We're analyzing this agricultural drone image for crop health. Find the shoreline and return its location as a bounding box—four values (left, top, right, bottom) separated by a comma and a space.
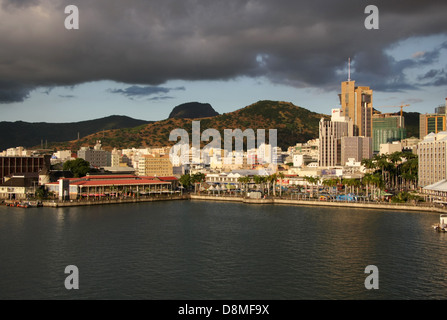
189, 194, 447, 213
4, 194, 446, 213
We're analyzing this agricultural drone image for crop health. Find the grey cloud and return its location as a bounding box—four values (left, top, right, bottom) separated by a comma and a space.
108, 85, 185, 99
417, 66, 447, 86
418, 69, 442, 80
1, 0, 39, 9
148, 96, 175, 101
1, 0, 447, 103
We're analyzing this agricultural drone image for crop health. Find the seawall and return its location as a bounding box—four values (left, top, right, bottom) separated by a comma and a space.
190, 195, 447, 213
9, 194, 446, 214
42, 195, 189, 207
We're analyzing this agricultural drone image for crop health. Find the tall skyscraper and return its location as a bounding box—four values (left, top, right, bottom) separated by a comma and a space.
339, 81, 373, 137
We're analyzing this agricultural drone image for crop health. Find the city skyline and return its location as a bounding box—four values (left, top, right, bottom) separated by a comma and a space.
1, 1, 447, 123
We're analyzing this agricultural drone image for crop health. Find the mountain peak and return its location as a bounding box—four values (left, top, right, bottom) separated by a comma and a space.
168, 102, 219, 119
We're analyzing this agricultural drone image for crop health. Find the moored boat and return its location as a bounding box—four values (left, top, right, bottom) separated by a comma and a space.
434, 214, 447, 232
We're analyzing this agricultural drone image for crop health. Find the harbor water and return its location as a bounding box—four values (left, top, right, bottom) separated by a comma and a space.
0, 200, 446, 299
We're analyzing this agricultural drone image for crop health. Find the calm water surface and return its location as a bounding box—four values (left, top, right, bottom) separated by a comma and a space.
0, 200, 446, 299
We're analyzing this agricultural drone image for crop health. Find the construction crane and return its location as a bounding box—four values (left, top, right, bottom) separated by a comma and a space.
376, 104, 410, 117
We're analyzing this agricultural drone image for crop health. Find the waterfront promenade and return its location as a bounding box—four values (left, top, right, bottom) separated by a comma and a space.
3, 194, 189, 208
6, 192, 445, 213
43, 194, 190, 207
189, 194, 447, 213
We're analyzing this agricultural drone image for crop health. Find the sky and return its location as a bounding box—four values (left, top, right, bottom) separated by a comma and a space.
0, 0, 447, 123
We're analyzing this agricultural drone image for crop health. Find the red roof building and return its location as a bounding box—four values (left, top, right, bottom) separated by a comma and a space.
45, 174, 179, 199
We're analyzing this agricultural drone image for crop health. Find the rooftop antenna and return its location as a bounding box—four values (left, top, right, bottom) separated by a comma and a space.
348, 57, 351, 82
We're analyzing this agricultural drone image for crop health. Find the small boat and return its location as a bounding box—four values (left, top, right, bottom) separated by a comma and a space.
434, 214, 447, 232
17, 202, 30, 208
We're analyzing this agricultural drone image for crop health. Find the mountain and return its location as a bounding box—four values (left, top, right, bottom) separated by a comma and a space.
0, 115, 151, 151
169, 102, 219, 119
49, 100, 329, 151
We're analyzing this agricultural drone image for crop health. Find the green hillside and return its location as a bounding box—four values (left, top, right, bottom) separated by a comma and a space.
50, 101, 329, 151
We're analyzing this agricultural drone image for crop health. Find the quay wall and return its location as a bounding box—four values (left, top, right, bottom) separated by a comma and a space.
5, 194, 447, 214
190, 195, 447, 213
42, 195, 189, 208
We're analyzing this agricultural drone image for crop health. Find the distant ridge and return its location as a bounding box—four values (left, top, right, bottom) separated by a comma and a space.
12, 101, 421, 152
0, 115, 151, 150
50, 100, 330, 150
169, 102, 219, 119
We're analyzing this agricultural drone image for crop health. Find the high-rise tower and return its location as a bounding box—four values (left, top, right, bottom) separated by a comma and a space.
338, 59, 373, 138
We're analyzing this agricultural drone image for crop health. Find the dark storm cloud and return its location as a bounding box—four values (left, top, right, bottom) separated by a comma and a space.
0, 82, 33, 103
1, 0, 447, 103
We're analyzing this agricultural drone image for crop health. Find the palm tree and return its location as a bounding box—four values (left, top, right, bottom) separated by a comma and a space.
304, 176, 320, 198
253, 175, 263, 192
322, 178, 334, 194
277, 172, 285, 197
370, 173, 384, 200
238, 176, 251, 195
362, 174, 373, 199
268, 173, 277, 196
400, 153, 418, 191
361, 158, 376, 173
388, 151, 403, 190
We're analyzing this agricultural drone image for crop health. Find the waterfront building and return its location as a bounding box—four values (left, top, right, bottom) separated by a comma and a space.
45, 174, 178, 200
0, 173, 39, 200
418, 131, 447, 187
372, 113, 406, 153
422, 179, 447, 204
77, 141, 111, 168
138, 153, 173, 176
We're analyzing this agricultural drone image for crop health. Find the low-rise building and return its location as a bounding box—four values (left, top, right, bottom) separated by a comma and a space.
77, 141, 111, 168
379, 141, 403, 155
138, 154, 173, 176
0, 173, 39, 200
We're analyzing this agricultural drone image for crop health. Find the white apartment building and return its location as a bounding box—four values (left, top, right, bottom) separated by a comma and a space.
319, 109, 354, 167
418, 131, 447, 187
